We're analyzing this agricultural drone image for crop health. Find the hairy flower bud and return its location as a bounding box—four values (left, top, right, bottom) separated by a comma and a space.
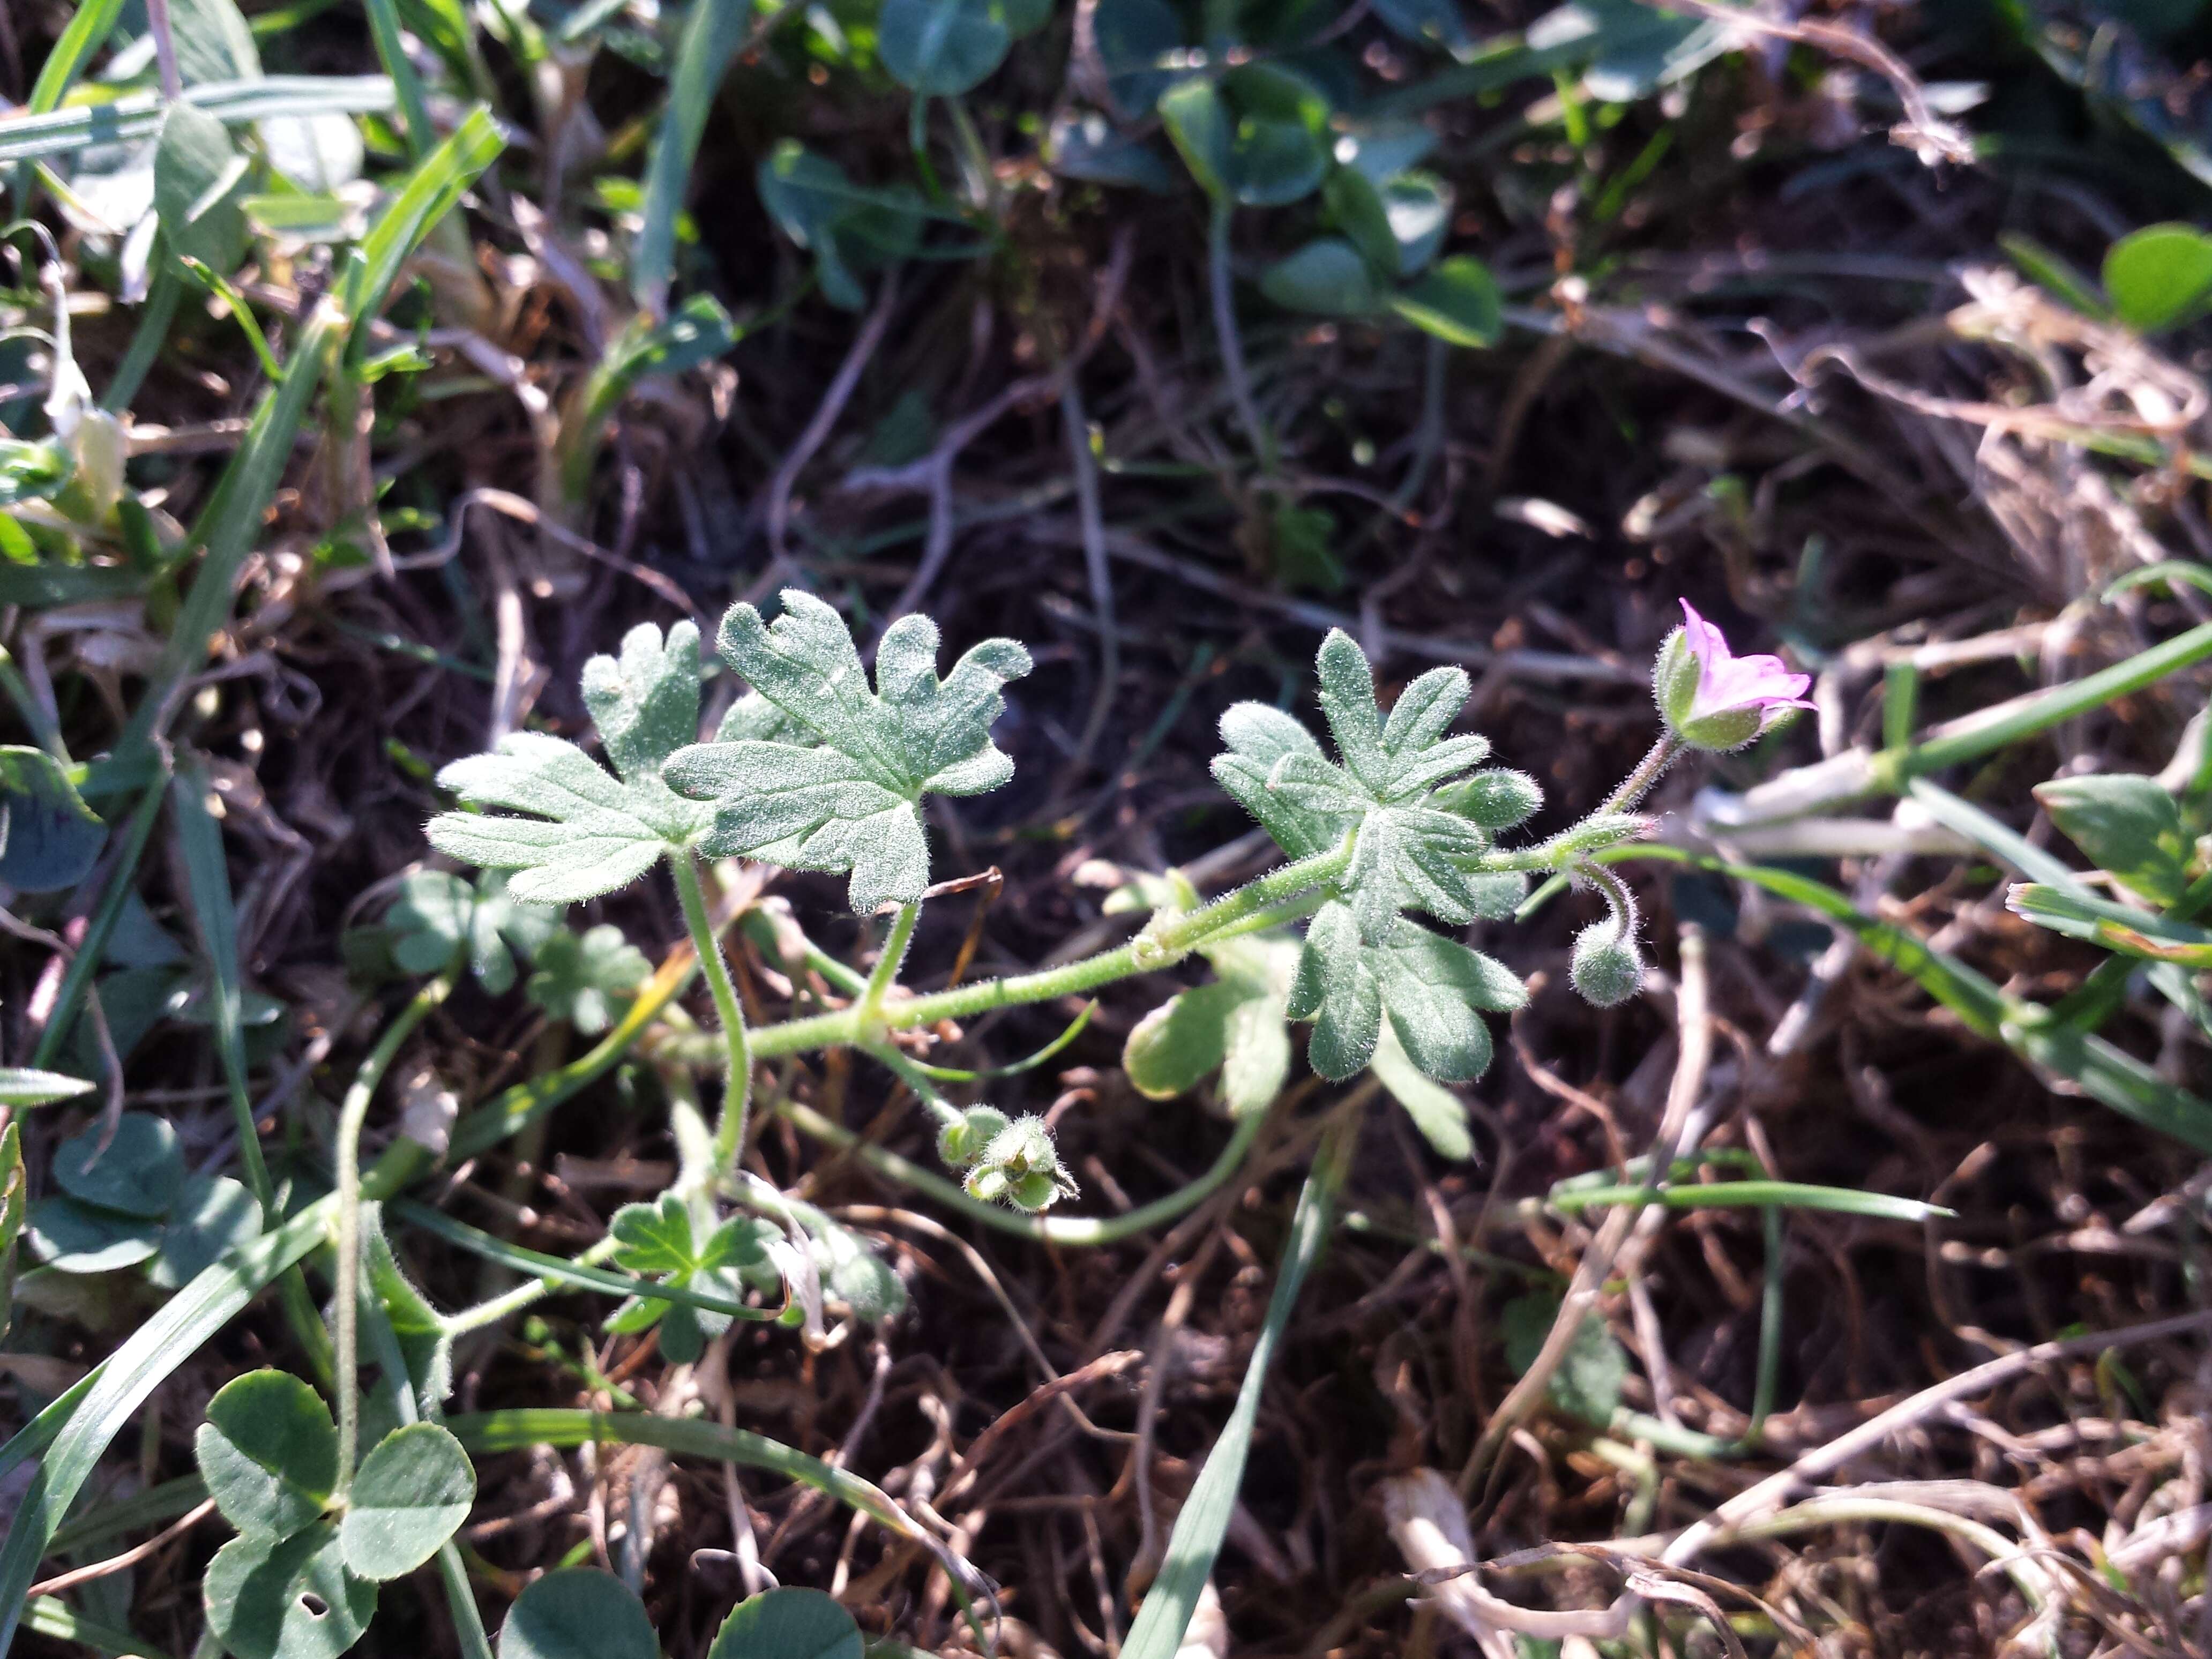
1433, 768, 1543, 831
936, 1105, 1011, 1169
962, 1114, 1079, 1213
1570, 921, 1643, 1007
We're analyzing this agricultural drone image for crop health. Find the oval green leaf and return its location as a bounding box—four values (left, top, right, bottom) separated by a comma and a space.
497, 1568, 658, 1659
204, 1520, 377, 1659
2104, 223, 2212, 334
1260, 238, 1379, 317
707, 1588, 863, 1659
0, 745, 106, 893
1388, 255, 1500, 347
152, 1172, 264, 1289
26, 1195, 162, 1272
338, 1422, 476, 1580
878, 0, 1011, 95
196, 1369, 340, 1540
53, 1112, 185, 1217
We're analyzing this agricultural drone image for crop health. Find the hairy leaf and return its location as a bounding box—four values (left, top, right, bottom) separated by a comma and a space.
1288, 901, 1525, 1081
426, 622, 712, 902
665, 591, 1030, 911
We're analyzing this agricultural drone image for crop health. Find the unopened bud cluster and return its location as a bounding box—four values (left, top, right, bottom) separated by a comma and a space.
938, 1107, 1079, 1213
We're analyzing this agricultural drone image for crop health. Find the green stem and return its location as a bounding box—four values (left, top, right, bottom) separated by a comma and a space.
334, 976, 450, 1497
776, 1094, 1274, 1246
436, 1237, 622, 1338
671, 853, 752, 1172
749, 841, 1353, 1059
858, 901, 921, 1034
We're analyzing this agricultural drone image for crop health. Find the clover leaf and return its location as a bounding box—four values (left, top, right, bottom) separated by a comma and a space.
499, 1569, 659, 1659
338, 1423, 476, 1580
195, 1369, 339, 1541
708, 1588, 863, 1659
527, 924, 650, 1035
386, 869, 561, 995
1288, 900, 1526, 1082
426, 622, 713, 903
664, 589, 1031, 913
605, 1192, 775, 1363
203, 1520, 377, 1659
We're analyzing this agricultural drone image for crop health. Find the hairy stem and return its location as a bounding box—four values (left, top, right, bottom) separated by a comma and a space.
859, 901, 921, 1033
672, 853, 752, 1174
334, 974, 450, 1496
1601, 733, 1681, 814
747, 841, 1352, 1059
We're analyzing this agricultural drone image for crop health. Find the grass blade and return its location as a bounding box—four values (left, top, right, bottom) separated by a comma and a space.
1121, 1124, 1349, 1658
343, 106, 505, 342
1551, 1180, 1951, 1222
632, 0, 756, 313
0, 77, 399, 165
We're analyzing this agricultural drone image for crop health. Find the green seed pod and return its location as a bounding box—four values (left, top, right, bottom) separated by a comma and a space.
937, 1105, 1011, 1169
1570, 921, 1643, 1007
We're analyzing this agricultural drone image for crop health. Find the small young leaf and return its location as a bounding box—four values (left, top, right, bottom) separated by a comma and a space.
1501, 1294, 1627, 1429
1157, 79, 1232, 201
53, 1113, 184, 1217
387, 869, 561, 994
2035, 773, 2193, 906
498, 1568, 658, 1659
1388, 256, 1501, 347
527, 924, 650, 1035
607, 1192, 701, 1276
665, 591, 1030, 913
338, 1423, 476, 1580
2103, 223, 2212, 334
1260, 238, 1379, 317
1124, 936, 1295, 1116
203, 1521, 377, 1659
195, 1369, 339, 1540
707, 1587, 864, 1659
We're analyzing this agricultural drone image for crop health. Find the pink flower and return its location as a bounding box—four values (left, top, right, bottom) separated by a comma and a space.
1654, 600, 1814, 751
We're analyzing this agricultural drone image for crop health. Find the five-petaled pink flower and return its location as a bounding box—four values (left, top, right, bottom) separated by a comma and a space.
1654, 599, 1814, 751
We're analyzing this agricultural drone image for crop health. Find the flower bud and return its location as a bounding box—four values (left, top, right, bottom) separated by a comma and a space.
936, 1105, 1011, 1169
1434, 768, 1542, 831
1570, 921, 1643, 1007
961, 1114, 1079, 1213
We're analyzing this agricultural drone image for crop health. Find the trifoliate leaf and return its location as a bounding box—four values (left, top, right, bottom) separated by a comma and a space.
204, 1521, 377, 1659
338, 1423, 476, 1580
387, 869, 561, 994
664, 591, 1031, 913
527, 925, 651, 1035
195, 1369, 338, 1541
1288, 900, 1525, 1081
426, 623, 711, 903
606, 1193, 776, 1356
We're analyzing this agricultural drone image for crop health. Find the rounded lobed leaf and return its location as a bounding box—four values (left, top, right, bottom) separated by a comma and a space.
26, 1195, 163, 1272
338, 1422, 476, 1580
52, 1112, 184, 1217
195, 1369, 338, 1540
203, 1520, 377, 1659
497, 1567, 659, 1659
707, 1587, 864, 1659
